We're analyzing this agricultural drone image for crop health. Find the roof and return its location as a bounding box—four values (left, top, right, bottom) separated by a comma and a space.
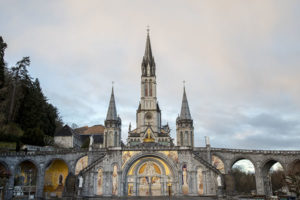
75, 125, 104, 135
106, 87, 118, 121
179, 87, 192, 120
55, 125, 76, 137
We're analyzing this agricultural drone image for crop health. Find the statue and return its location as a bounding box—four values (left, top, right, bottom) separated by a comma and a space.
89, 135, 94, 151
78, 176, 83, 188
182, 165, 189, 195
97, 169, 103, 195
217, 175, 222, 187
112, 165, 118, 195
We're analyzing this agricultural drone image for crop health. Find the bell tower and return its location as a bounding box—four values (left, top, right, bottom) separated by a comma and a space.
176, 86, 194, 147
104, 87, 121, 148
127, 29, 172, 147
136, 30, 161, 135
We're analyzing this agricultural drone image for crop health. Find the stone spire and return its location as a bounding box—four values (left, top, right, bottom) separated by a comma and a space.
106, 87, 118, 120
142, 29, 155, 76
179, 87, 192, 120
144, 31, 153, 60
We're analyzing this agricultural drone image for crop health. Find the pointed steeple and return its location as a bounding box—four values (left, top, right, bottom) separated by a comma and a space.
144, 31, 153, 60
142, 28, 155, 76
106, 86, 118, 120
179, 86, 192, 120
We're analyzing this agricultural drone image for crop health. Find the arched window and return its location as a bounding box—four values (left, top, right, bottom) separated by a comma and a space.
114, 131, 117, 146
149, 80, 152, 96
180, 131, 183, 146
144, 80, 148, 96
184, 131, 188, 145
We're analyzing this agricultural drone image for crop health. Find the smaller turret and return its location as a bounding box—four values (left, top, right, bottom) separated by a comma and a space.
176, 86, 194, 147
104, 87, 121, 147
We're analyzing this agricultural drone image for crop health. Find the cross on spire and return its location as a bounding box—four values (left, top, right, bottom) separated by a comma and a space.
146, 25, 150, 34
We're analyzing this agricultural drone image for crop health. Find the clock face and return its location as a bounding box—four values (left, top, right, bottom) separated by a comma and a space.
145, 112, 152, 120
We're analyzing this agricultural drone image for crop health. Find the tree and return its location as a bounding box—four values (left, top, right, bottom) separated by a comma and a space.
0, 36, 7, 89
7, 57, 30, 122
231, 167, 256, 194
270, 170, 285, 193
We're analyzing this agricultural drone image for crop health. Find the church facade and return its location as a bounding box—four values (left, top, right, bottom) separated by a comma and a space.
80, 32, 220, 197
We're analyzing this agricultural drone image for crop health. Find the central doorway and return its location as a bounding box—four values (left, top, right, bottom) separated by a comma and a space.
125, 156, 174, 196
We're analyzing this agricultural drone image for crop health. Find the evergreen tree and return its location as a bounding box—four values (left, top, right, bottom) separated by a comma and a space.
0, 39, 63, 146
0, 37, 7, 89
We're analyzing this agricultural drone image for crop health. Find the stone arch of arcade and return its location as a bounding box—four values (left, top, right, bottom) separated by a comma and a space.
260, 158, 285, 196
122, 152, 179, 196
43, 158, 70, 198
210, 148, 300, 195
13, 159, 39, 198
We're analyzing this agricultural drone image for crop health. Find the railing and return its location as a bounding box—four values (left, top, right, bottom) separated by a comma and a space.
210, 147, 300, 155
193, 151, 221, 175
0, 148, 108, 157
79, 152, 107, 175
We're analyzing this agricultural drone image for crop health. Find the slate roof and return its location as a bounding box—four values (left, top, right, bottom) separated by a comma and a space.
55, 125, 76, 137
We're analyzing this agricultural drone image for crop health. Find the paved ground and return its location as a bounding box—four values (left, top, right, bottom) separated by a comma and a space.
67, 196, 219, 200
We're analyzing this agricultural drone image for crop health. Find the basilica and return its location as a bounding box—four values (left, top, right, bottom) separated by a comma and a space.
74, 32, 222, 197
2, 32, 300, 200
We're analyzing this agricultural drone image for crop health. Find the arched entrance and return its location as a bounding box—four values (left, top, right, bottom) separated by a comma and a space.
13, 160, 38, 198
262, 160, 284, 196
124, 155, 175, 196
0, 162, 10, 200
229, 158, 256, 195
43, 159, 69, 198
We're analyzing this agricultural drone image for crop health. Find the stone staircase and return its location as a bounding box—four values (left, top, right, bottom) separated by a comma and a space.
79, 152, 107, 175
192, 151, 222, 175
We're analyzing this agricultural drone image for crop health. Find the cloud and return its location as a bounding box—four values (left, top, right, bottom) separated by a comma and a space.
1, 0, 300, 150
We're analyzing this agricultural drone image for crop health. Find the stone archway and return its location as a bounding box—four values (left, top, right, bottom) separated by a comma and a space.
122, 152, 178, 197
261, 159, 284, 196
229, 158, 256, 195
13, 160, 38, 198
43, 159, 69, 198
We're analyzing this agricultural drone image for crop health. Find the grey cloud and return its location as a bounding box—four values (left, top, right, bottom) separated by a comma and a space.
1, 0, 300, 150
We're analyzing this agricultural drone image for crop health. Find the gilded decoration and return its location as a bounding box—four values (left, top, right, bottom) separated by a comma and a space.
159, 151, 178, 163
97, 168, 103, 195
122, 151, 140, 168
143, 129, 155, 143
75, 156, 88, 175
212, 155, 225, 174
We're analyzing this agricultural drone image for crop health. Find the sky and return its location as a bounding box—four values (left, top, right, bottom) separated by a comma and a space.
1, 0, 300, 150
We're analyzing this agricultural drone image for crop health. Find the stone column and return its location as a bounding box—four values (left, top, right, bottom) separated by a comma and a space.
255, 168, 265, 195
5, 165, 14, 200
178, 170, 182, 195
189, 170, 197, 195
203, 170, 207, 195
36, 164, 45, 199
118, 171, 122, 196
103, 171, 111, 196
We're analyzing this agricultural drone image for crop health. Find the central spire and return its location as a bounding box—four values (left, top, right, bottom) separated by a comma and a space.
142, 28, 155, 77
144, 30, 153, 60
